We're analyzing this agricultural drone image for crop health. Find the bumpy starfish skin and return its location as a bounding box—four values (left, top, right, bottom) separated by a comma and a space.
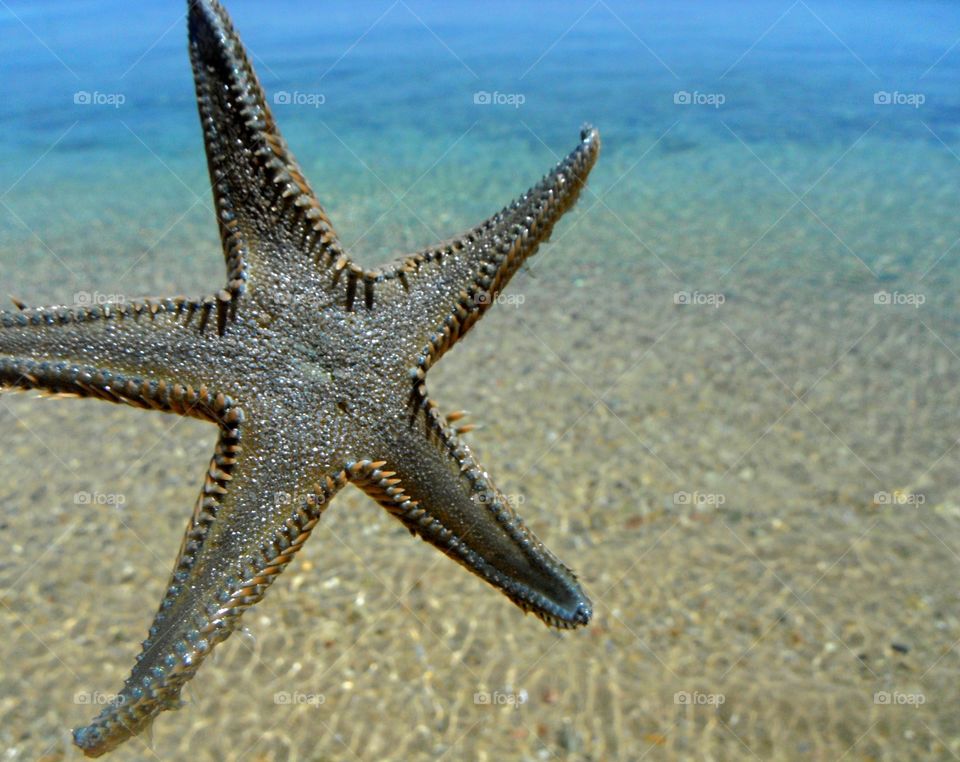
0, 0, 599, 756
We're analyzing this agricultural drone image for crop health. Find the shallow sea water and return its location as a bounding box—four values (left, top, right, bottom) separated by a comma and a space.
2, 1, 960, 759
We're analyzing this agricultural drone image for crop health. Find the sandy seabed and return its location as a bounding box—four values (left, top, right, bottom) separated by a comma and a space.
1, 132, 959, 761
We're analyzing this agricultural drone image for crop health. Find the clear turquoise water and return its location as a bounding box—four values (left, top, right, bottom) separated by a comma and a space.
4, 1, 960, 299
3, 2, 960, 760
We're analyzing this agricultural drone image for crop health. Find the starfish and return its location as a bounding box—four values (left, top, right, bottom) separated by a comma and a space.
0, 0, 599, 756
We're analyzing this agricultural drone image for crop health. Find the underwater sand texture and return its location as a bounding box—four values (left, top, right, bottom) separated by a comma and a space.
3, 1, 960, 759
2, 133, 960, 761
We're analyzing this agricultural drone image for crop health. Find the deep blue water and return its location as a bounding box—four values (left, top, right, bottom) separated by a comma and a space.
2, 0, 960, 292
3, 1, 960, 150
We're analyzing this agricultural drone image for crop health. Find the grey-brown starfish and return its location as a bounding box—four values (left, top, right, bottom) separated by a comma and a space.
0, 0, 599, 756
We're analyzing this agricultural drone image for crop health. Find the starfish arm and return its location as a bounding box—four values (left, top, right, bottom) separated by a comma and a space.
0, 300, 231, 420
376, 126, 599, 370
188, 0, 345, 310
352, 392, 591, 629
72, 418, 349, 756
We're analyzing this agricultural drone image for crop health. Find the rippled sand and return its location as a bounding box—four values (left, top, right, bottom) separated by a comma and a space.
2, 127, 960, 762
